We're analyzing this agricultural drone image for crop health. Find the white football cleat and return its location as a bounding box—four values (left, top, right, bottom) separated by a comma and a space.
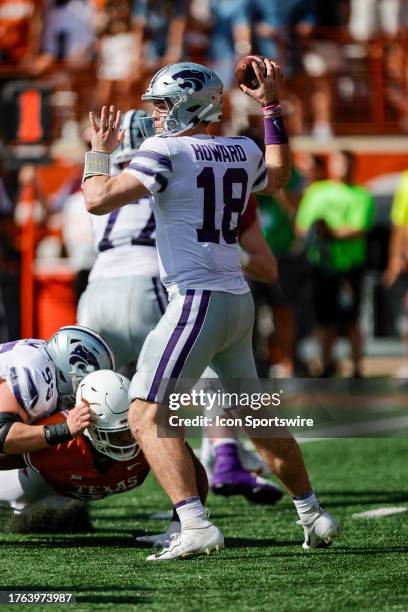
135, 521, 181, 548
146, 522, 224, 561
298, 508, 340, 550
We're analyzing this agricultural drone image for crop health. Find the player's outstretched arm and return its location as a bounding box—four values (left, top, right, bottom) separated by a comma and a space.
240, 59, 291, 194
0, 382, 95, 454
83, 105, 150, 215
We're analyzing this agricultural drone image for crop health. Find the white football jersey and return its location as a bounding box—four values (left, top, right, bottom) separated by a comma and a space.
124, 134, 267, 294
88, 194, 160, 281
0, 340, 58, 422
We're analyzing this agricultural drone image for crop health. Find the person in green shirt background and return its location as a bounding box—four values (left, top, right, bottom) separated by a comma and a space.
383, 169, 408, 375
295, 150, 375, 377
383, 170, 408, 289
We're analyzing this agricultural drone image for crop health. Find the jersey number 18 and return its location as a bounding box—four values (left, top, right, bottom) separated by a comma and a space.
197, 167, 248, 245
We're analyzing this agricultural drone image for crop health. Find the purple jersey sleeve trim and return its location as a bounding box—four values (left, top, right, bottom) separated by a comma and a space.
127, 163, 168, 193
253, 169, 267, 188
9, 367, 26, 412
134, 150, 173, 171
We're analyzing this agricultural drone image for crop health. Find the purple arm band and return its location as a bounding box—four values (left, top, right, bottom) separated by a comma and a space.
264, 116, 289, 145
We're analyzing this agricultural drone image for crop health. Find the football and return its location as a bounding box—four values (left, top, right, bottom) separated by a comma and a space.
235, 55, 267, 89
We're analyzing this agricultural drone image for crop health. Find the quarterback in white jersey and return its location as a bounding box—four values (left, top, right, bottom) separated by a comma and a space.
82, 109, 284, 517
0, 326, 114, 456
83, 59, 339, 559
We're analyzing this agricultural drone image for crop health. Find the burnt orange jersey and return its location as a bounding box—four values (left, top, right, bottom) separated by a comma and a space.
25, 411, 150, 501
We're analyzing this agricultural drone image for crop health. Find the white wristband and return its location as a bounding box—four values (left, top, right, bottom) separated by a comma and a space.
82, 151, 111, 186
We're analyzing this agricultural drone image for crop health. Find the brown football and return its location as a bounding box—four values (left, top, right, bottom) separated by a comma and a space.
235, 55, 267, 89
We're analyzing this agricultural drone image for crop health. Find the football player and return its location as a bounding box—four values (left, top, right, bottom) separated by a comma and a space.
79, 108, 283, 505
0, 370, 207, 540
82, 59, 339, 559
0, 325, 114, 456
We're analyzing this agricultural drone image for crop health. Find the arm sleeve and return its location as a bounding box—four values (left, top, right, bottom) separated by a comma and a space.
7, 366, 41, 416
251, 157, 268, 193
124, 137, 173, 195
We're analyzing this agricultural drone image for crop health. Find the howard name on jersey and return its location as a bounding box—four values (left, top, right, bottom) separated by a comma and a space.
0, 339, 58, 421
124, 134, 267, 295
24, 412, 150, 501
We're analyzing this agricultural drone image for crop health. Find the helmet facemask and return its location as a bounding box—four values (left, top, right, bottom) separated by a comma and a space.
76, 370, 137, 462
85, 420, 139, 462
112, 110, 155, 165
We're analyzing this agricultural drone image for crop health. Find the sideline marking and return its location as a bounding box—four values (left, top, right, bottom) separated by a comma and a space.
352, 507, 407, 519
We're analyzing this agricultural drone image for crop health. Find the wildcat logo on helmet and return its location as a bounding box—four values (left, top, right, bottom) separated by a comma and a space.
69, 345, 99, 371
171, 69, 211, 92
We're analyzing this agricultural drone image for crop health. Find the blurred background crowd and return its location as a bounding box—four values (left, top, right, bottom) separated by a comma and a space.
2, 0, 408, 378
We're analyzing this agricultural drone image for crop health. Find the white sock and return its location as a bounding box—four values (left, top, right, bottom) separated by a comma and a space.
292, 490, 320, 523
212, 438, 238, 450
175, 496, 207, 529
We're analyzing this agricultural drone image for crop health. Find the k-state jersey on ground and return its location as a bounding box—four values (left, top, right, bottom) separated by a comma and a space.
24, 412, 150, 501
88, 193, 159, 280
0, 340, 58, 421
124, 134, 267, 294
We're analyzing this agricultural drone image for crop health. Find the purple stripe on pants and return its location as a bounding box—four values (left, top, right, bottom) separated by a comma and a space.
147, 290, 195, 402
170, 290, 211, 379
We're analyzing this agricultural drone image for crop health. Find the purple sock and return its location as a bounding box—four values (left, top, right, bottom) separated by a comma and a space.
213, 442, 242, 474
211, 442, 283, 503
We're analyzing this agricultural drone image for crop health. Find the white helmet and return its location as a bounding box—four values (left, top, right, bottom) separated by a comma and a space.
111, 109, 155, 165
142, 62, 223, 134
46, 325, 115, 409
76, 369, 138, 462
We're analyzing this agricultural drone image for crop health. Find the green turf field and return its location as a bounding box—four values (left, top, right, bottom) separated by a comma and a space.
1, 438, 408, 611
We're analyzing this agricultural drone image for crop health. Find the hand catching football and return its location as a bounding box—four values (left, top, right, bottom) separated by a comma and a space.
236, 56, 283, 106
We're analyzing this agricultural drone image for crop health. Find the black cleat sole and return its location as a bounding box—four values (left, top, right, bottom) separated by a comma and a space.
211, 482, 283, 505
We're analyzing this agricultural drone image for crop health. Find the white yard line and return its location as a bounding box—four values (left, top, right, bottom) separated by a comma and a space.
352, 507, 407, 519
